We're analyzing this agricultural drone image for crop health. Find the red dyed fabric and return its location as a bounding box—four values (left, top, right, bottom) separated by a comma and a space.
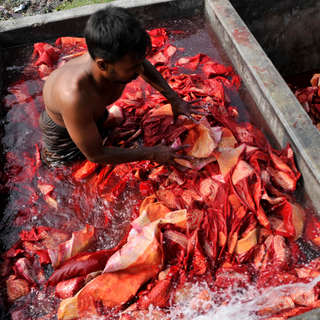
46, 250, 115, 287
35, 48, 60, 67
1, 27, 318, 320
142, 113, 188, 147
175, 53, 212, 71
72, 160, 99, 181
55, 276, 86, 299
203, 62, 234, 77
288, 74, 320, 128
3, 227, 70, 265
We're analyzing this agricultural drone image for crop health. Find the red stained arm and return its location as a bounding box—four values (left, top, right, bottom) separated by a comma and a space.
58, 86, 190, 168
140, 59, 206, 123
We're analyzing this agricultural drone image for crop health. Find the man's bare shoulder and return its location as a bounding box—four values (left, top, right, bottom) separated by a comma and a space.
43, 53, 94, 113
44, 57, 90, 98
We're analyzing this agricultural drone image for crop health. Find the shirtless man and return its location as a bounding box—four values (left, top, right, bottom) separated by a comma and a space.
40, 6, 204, 169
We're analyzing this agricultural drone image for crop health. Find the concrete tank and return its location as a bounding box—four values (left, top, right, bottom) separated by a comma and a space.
1, 1, 320, 319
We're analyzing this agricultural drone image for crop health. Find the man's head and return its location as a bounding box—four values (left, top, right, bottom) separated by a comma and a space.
84, 6, 151, 64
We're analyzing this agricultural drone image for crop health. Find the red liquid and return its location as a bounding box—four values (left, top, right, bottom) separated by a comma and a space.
0, 14, 319, 320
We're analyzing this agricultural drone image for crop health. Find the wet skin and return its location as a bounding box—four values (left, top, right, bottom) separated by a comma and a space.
43, 52, 205, 170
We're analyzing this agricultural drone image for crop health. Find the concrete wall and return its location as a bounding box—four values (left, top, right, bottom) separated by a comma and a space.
0, 0, 203, 100
3, 0, 320, 77
0, 0, 203, 48
229, 0, 320, 77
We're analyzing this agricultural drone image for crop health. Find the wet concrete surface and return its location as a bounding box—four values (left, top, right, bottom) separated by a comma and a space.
0, 0, 203, 48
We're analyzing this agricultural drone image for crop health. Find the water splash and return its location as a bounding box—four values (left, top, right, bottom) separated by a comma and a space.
167, 275, 320, 320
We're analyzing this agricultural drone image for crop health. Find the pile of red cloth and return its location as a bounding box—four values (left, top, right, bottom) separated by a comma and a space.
1, 29, 320, 320
289, 73, 320, 130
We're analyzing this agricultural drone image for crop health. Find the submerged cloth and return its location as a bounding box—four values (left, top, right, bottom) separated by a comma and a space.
39, 108, 109, 167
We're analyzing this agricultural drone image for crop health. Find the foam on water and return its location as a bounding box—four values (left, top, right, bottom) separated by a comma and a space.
165, 275, 320, 320
167, 283, 258, 320
5, 65, 25, 72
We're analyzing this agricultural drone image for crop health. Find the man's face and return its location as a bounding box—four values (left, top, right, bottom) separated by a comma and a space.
106, 53, 145, 84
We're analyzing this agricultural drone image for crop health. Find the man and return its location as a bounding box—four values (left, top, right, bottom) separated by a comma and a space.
40, 6, 204, 169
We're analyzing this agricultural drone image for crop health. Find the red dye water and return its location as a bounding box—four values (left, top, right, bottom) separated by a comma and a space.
0, 14, 251, 254
0, 14, 320, 320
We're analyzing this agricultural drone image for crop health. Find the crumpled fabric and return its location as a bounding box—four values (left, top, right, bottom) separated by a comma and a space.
1, 29, 319, 320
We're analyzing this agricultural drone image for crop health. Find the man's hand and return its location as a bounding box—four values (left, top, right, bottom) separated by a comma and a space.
151, 140, 193, 172
140, 60, 207, 124
170, 97, 208, 124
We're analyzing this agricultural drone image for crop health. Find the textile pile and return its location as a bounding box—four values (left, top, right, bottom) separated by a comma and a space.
289, 73, 320, 130
1, 28, 320, 320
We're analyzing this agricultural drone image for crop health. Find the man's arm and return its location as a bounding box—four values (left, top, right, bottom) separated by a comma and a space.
61, 101, 191, 170
140, 59, 206, 123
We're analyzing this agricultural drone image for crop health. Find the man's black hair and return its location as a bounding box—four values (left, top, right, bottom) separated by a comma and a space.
84, 6, 152, 63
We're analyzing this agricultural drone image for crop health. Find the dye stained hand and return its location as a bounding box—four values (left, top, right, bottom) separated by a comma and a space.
1, 27, 320, 320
